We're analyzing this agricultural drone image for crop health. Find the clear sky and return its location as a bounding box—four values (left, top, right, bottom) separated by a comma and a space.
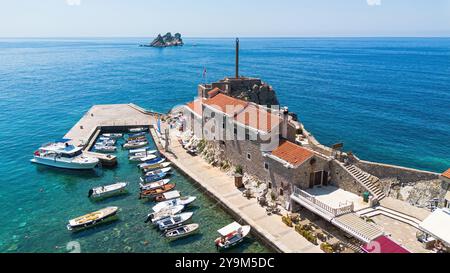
1, 0, 449, 37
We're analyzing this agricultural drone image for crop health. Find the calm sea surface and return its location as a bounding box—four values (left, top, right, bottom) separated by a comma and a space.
0, 38, 449, 252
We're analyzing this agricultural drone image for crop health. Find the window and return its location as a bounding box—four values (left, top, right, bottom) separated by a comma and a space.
268, 182, 272, 189
264, 162, 269, 171
246, 153, 251, 160
245, 133, 250, 140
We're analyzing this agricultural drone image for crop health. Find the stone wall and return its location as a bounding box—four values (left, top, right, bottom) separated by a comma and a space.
329, 160, 366, 197
355, 160, 439, 183
209, 138, 329, 201
210, 78, 280, 106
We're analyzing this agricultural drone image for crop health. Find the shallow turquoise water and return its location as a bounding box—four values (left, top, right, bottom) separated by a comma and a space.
0, 38, 449, 252
0, 134, 268, 253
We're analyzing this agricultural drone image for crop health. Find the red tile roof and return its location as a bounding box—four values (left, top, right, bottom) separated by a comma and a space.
203, 93, 248, 116
271, 141, 313, 166
235, 104, 281, 133
186, 99, 203, 117
442, 168, 450, 179
208, 87, 221, 98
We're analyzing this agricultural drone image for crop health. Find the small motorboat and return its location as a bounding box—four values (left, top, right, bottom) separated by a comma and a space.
140, 179, 171, 191
140, 183, 176, 199
129, 146, 155, 154
129, 149, 157, 157
128, 132, 146, 138
141, 162, 171, 172
88, 182, 128, 200
94, 145, 117, 153
98, 136, 115, 141
138, 158, 165, 169
129, 154, 156, 162
145, 205, 185, 224
154, 190, 181, 202
145, 167, 172, 177
126, 136, 147, 143
156, 212, 194, 231
153, 196, 197, 212
139, 155, 160, 162
165, 224, 200, 241
97, 139, 116, 146
129, 127, 147, 133
214, 222, 251, 251
67, 207, 119, 231
102, 133, 123, 139
123, 141, 148, 150
140, 172, 169, 184
31, 142, 99, 170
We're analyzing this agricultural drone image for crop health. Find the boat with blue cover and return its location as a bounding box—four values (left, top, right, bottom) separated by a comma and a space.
140, 172, 169, 183
138, 158, 165, 169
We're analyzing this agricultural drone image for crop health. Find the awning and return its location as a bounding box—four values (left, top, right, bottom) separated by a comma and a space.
332, 213, 384, 243
362, 236, 410, 253
419, 208, 450, 246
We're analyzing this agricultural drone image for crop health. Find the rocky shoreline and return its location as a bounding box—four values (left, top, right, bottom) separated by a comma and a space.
141, 32, 184, 48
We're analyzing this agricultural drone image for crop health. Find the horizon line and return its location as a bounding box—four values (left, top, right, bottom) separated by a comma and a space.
1, 35, 450, 39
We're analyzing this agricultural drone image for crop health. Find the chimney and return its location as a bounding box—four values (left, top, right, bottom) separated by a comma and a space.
281, 107, 289, 139
235, 38, 239, 79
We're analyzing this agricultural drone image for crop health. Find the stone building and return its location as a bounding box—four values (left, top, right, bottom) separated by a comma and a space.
183, 81, 334, 201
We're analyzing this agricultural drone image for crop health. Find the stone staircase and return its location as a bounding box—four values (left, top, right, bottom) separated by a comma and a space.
344, 164, 386, 201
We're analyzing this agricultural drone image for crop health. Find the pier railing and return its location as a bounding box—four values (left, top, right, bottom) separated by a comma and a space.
293, 187, 354, 217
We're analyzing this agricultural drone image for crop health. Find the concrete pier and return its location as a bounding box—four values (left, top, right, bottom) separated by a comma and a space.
64, 103, 161, 165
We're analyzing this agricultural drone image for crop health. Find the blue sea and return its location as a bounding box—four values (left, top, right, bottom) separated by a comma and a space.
0, 38, 449, 252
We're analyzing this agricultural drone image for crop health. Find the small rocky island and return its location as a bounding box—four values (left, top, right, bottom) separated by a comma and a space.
142, 32, 184, 48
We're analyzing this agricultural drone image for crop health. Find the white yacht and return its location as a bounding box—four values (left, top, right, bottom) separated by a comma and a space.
31, 142, 99, 170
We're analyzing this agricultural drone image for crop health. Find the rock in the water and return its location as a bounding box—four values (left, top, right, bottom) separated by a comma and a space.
146, 32, 184, 48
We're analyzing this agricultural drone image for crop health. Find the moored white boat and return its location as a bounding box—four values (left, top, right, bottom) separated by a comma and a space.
165, 224, 200, 241
123, 141, 148, 150
94, 144, 117, 153
156, 212, 193, 231
67, 207, 119, 231
129, 149, 157, 156
129, 127, 147, 133
145, 167, 172, 177
139, 155, 159, 162
153, 196, 197, 212
88, 182, 128, 199
129, 154, 156, 162
31, 142, 99, 170
214, 222, 251, 251
154, 190, 181, 202
98, 136, 115, 141
139, 179, 171, 191
128, 132, 146, 138
101, 133, 123, 139
145, 205, 185, 224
